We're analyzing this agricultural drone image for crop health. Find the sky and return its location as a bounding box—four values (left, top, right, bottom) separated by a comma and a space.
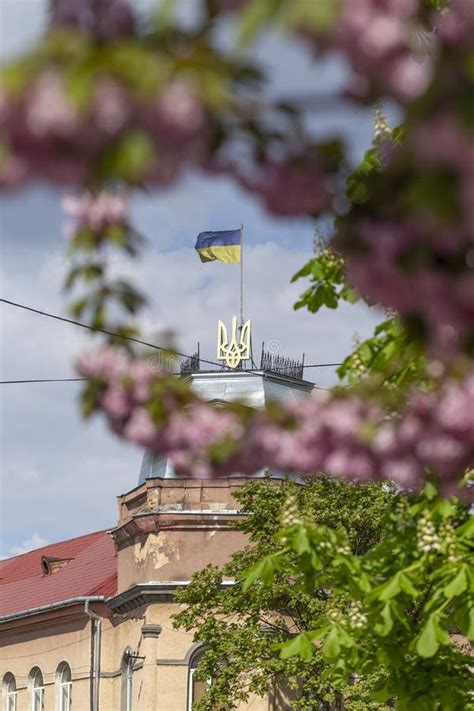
0, 0, 382, 557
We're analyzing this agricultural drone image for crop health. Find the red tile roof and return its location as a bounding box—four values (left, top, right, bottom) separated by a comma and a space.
0, 530, 117, 617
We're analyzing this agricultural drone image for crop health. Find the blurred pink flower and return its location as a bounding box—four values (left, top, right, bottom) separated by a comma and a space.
93, 78, 130, 135
77, 346, 474, 496
26, 72, 79, 139
156, 80, 206, 137
51, 0, 136, 41
62, 190, 129, 234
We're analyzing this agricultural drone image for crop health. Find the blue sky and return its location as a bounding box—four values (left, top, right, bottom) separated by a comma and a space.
0, 0, 382, 556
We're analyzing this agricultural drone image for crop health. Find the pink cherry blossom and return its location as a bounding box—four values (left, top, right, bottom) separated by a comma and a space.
75, 346, 129, 380
240, 153, 332, 217
92, 78, 130, 135
26, 71, 79, 139
50, 0, 136, 41
155, 80, 206, 138
101, 384, 133, 420
124, 408, 161, 448
76, 345, 474, 498
62, 190, 129, 238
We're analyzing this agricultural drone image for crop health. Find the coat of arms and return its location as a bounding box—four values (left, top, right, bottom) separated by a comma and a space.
217, 316, 251, 368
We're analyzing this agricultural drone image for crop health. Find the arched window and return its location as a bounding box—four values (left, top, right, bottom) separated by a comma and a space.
120, 650, 133, 711
56, 662, 72, 711
29, 667, 44, 711
187, 648, 211, 711
2, 672, 17, 711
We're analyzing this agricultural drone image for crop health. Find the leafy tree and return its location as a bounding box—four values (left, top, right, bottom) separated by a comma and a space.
174, 477, 396, 710
244, 484, 473, 710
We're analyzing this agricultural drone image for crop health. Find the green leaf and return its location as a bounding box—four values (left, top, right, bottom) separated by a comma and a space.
456, 516, 474, 541
416, 616, 440, 658
238, 0, 279, 44
322, 284, 338, 309
292, 527, 311, 555
378, 572, 401, 601
399, 572, 418, 598
340, 286, 360, 304
443, 567, 468, 600
280, 632, 314, 661
423, 482, 438, 500
291, 260, 312, 282
323, 626, 341, 658
242, 555, 278, 591
99, 130, 154, 182
372, 682, 392, 702
433, 497, 456, 519
455, 600, 474, 640
377, 603, 394, 636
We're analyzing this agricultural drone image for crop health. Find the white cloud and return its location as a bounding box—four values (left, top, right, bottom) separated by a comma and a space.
8, 532, 50, 557
6, 461, 40, 481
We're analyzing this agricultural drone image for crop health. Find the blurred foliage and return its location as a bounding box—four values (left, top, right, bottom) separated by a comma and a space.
337, 319, 428, 391
64, 199, 146, 340
292, 245, 359, 313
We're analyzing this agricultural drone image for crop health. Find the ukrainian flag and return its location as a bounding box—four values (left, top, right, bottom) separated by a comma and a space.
195, 229, 241, 263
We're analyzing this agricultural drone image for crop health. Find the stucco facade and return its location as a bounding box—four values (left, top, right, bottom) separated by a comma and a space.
1, 477, 280, 711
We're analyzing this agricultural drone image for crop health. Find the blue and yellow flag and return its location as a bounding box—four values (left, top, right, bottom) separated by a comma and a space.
195, 229, 241, 263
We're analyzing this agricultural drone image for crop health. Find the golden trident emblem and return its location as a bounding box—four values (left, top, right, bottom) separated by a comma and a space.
217, 316, 252, 368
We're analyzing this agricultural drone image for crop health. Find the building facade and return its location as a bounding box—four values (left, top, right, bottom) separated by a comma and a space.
1, 371, 313, 710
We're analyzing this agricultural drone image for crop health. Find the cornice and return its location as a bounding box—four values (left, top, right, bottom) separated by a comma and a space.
108, 580, 235, 615
111, 509, 245, 549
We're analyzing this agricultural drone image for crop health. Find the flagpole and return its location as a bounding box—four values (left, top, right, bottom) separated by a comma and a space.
240, 224, 244, 328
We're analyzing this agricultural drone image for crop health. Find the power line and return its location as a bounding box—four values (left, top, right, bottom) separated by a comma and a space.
304, 362, 342, 368
0, 297, 224, 370
0, 298, 342, 378
0, 376, 333, 391
0, 378, 86, 384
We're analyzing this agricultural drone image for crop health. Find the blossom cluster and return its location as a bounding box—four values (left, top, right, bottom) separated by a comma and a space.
0, 68, 209, 188
0, 63, 336, 219
306, 0, 431, 101
62, 190, 129, 239
219, 0, 432, 101
416, 511, 441, 555
76, 348, 243, 478
374, 373, 474, 495
238, 152, 333, 217
339, 68, 474, 357
346, 217, 474, 357
77, 347, 474, 497
0, 0, 440, 212
50, 0, 136, 41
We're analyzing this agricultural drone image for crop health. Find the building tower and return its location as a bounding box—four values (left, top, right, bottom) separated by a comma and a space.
0, 319, 315, 711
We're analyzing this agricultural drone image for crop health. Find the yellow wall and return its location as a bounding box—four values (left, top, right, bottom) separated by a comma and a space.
1, 479, 284, 710
1, 601, 269, 710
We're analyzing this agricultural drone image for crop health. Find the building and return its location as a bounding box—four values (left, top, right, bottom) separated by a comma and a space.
1, 368, 313, 711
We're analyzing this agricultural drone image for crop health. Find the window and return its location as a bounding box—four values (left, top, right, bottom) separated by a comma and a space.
29, 668, 44, 711
2, 673, 17, 711
187, 648, 211, 711
56, 663, 72, 711
120, 650, 133, 711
